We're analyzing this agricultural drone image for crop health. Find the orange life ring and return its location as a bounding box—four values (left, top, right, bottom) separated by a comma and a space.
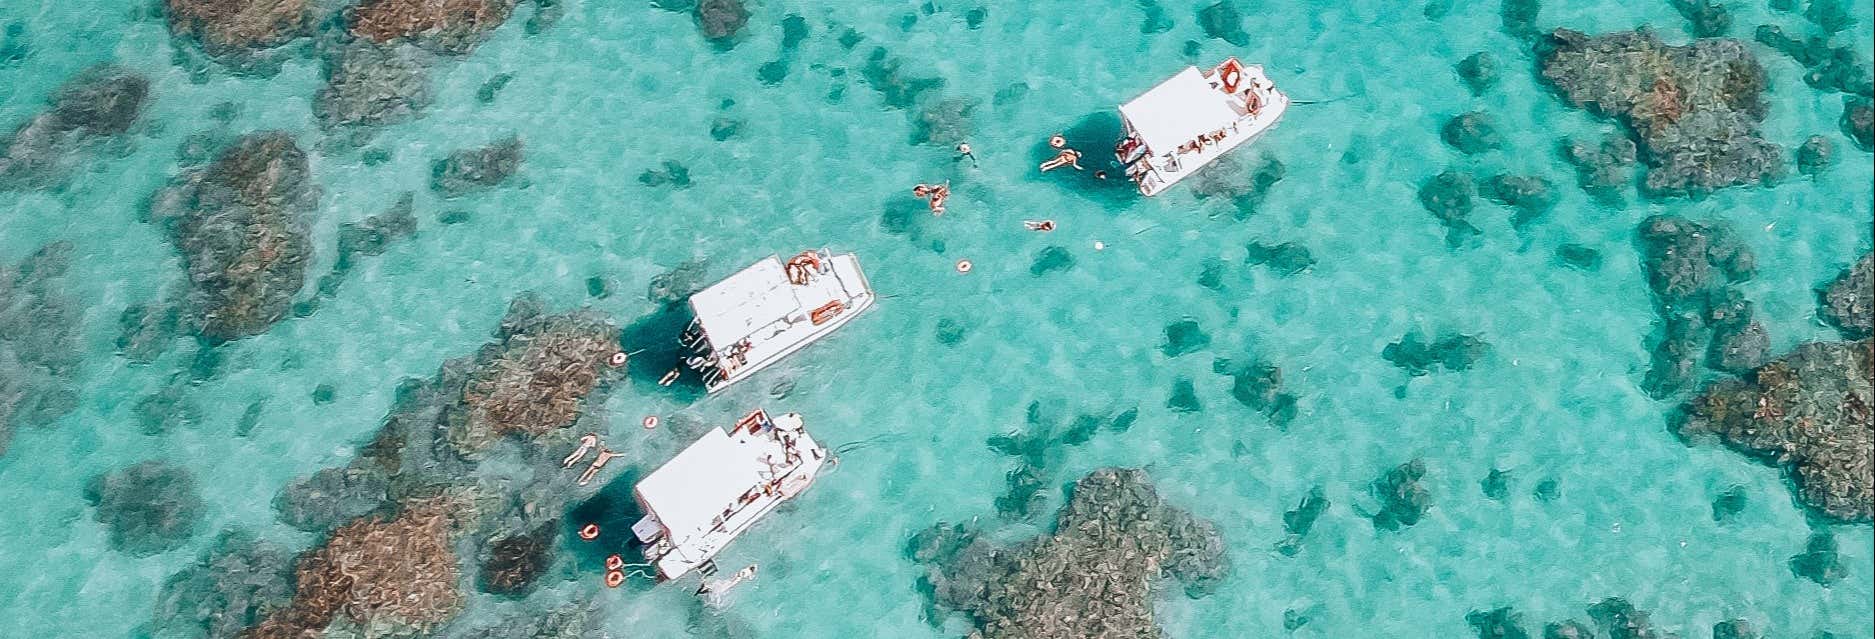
642, 415, 659, 429
1220, 61, 1243, 93
578, 523, 600, 541
604, 569, 624, 588
608, 352, 627, 367
956, 260, 972, 274
606, 554, 625, 571
810, 300, 845, 325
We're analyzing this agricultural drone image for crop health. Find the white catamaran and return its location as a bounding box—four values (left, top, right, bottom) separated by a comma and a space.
631, 409, 830, 581
1115, 57, 1290, 197
679, 249, 874, 393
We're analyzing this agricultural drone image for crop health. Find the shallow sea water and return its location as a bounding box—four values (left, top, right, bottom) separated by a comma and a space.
1, 0, 1871, 637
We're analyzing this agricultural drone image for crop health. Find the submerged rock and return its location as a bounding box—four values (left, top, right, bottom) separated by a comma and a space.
1844, 97, 1873, 151
1457, 52, 1500, 94
1191, 154, 1286, 218
163, 0, 311, 65
1636, 215, 1762, 396
1796, 135, 1835, 176
1383, 331, 1489, 375
452, 599, 603, 639
912, 468, 1228, 639
1468, 607, 1532, 639
1031, 246, 1075, 276
1276, 487, 1328, 556
314, 42, 436, 130
275, 467, 391, 533
1562, 134, 1637, 195
1711, 485, 1748, 520
647, 258, 710, 305
1198, 1, 1249, 47
150, 531, 297, 639
446, 298, 621, 456
1167, 378, 1203, 413
1214, 356, 1298, 427
170, 298, 620, 637
1370, 459, 1431, 531
1679, 340, 1872, 522
1753, 25, 1873, 98
1443, 111, 1505, 154
1244, 240, 1315, 275
432, 136, 523, 197
1556, 244, 1604, 271
1819, 253, 1872, 338
317, 194, 418, 299
246, 498, 465, 637
0, 65, 149, 189
0, 242, 83, 456
1162, 319, 1211, 357
1668, 0, 1731, 37
350, 0, 517, 54
1482, 174, 1558, 227
478, 521, 556, 596
148, 132, 316, 343
1712, 619, 1759, 639
695, 0, 751, 43
1418, 170, 1480, 241
86, 461, 205, 556
1500, 0, 1541, 40
1539, 28, 1782, 195
1789, 531, 1846, 584
913, 97, 976, 146
1586, 597, 1668, 639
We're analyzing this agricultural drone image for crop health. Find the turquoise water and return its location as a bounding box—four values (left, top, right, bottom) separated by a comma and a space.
1, 0, 1871, 637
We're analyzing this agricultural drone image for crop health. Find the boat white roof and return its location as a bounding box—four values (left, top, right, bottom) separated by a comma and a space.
689, 256, 799, 347
635, 428, 763, 541
1120, 67, 1242, 155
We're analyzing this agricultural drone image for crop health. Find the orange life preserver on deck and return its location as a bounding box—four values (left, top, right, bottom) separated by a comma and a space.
786, 252, 824, 285
578, 523, 600, 541
1220, 60, 1243, 94
810, 300, 845, 325
604, 569, 624, 588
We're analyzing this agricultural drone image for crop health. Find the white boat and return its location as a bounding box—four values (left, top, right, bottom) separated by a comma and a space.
632, 409, 830, 581
679, 249, 874, 393
1115, 57, 1290, 197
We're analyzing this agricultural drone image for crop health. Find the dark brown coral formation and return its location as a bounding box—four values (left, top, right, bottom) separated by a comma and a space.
243, 498, 464, 638
1819, 253, 1872, 339
148, 132, 316, 343
449, 303, 619, 455
1679, 339, 1873, 523
350, 0, 517, 54
164, 0, 311, 55
911, 468, 1228, 639
1538, 28, 1782, 195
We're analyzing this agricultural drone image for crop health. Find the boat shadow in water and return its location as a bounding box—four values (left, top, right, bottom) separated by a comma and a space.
1028, 111, 1139, 208
619, 302, 709, 404
566, 467, 651, 577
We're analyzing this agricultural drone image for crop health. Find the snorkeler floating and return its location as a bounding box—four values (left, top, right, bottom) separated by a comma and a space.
562, 433, 599, 468
911, 182, 950, 215
1040, 134, 1084, 172
956, 142, 978, 167
578, 448, 622, 486
1023, 220, 1056, 232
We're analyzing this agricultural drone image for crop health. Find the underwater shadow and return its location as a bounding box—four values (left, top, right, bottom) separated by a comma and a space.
1026, 111, 1139, 209
619, 303, 708, 404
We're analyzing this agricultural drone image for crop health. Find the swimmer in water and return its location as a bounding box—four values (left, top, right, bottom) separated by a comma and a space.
1023, 220, 1056, 232
577, 448, 622, 486
1039, 148, 1083, 172
1094, 170, 1108, 180
658, 368, 681, 386
562, 433, 599, 468
956, 142, 978, 167
912, 184, 932, 198
927, 181, 950, 215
